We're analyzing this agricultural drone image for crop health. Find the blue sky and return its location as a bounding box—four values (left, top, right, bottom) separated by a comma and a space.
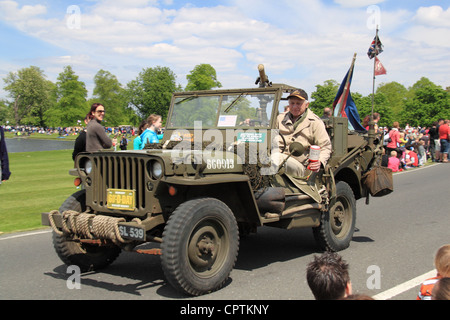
1, 0, 449, 100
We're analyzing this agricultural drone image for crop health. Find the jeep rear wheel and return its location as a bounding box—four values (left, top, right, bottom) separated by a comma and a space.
313, 181, 356, 252
53, 190, 121, 272
161, 198, 239, 296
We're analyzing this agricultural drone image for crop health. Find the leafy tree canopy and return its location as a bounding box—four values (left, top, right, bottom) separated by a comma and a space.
185, 64, 222, 91
45, 65, 88, 127
126, 66, 178, 122
3, 66, 54, 126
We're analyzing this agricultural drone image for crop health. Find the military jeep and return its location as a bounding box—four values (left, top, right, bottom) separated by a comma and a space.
42, 65, 385, 296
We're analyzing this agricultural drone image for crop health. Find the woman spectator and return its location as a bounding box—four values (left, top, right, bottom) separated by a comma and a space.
86, 103, 112, 152
386, 122, 400, 156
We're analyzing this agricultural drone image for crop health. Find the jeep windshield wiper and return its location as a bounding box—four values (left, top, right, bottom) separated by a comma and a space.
175, 95, 197, 105
224, 93, 246, 113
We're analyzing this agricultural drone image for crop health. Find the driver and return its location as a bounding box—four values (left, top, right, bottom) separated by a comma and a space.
273, 89, 332, 176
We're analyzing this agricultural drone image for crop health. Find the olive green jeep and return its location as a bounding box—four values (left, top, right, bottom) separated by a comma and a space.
42, 65, 388, 296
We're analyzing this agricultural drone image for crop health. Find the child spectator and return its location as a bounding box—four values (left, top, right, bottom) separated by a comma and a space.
404, 147, 418, 168
133, 120, 148, 150
417, 244, 450, 300
387, 150, 400, 172
417, 140, 426, 166
119, 135, 128, 150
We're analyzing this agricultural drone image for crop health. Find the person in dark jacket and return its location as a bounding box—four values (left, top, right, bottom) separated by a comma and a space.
72, 113, 92, 161
1, 126, 11, 183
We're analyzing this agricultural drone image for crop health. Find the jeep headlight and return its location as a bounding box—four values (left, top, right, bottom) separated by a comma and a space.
83, 159, 93, 174
151, 160, 163, 179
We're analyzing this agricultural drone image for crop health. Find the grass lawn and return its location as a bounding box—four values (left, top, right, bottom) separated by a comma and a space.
0, 149, 76, 234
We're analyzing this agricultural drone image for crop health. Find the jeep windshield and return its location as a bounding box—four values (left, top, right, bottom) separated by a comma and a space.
167, 92, 276, 129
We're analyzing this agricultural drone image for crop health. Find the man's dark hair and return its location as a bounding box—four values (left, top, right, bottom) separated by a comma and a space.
306, 251, 350, 300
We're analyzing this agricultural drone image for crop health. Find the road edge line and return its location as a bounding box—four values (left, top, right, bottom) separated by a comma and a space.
372, 269, 437, 300
0, 229, 52, 241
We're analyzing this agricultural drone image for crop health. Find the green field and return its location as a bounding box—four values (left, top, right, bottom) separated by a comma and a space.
0, 149, 76, 234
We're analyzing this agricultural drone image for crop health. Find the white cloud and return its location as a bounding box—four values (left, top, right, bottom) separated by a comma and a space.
334, 0, 385, 9
0, 0, 46, 22
414, 5, 450, 28
0, 0, 449, 100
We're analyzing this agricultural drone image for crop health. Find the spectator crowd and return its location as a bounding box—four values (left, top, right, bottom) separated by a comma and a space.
378, 119, 450, 172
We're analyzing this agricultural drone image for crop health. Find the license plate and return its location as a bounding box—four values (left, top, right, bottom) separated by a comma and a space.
107, 189, 135, 211
118, 224, 146, 241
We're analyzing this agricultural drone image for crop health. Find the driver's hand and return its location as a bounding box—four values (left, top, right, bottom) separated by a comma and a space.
307, 161, 321, 172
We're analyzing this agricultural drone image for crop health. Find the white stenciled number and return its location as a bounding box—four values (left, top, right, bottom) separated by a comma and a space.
207, 159, 235, 170
130, 227, 139, 239
130, 227, 144, 239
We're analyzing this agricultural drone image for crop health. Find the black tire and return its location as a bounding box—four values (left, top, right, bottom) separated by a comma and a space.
52, 190, 121, 272
161, 198, 239, 296
313, 181, 356, 252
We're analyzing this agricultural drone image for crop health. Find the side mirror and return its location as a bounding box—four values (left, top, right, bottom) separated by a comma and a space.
289, 142, 305, 157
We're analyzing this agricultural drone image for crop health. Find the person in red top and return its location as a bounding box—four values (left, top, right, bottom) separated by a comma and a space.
386, 122, 400, 155
438, 119, 450, 162
404, 147, 419, 167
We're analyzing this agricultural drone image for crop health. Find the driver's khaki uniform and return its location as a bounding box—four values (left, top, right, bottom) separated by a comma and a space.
273, 109, 332, 176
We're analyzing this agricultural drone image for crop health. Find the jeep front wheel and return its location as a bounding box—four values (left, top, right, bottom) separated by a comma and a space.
161, 198, 239, 296
313, 181, 356, 252
52, 190, 121, 272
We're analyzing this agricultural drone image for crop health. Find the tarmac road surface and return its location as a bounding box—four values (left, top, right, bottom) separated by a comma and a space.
1, 163, 449, 301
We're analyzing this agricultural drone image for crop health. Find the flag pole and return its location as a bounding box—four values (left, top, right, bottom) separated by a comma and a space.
369, 26, 379, 144
337, 53, 357, 116
371, 26, 379, 118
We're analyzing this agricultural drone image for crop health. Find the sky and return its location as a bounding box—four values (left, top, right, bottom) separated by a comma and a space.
0, 0, 449, 101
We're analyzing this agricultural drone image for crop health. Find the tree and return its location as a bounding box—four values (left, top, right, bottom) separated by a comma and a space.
401, 83, 449, 127
3, 66, 55, 126
91, 69, 132, 126
354, 92, 394, 128
376, 81, 408, 120
126, 66, 178, 121
0, 99, 13, 125
310, 80, 338, 115
185, 64, 222, 91
45, 66, 88, 127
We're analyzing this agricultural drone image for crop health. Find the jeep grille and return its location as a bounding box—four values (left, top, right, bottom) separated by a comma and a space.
92, 155, 147, 210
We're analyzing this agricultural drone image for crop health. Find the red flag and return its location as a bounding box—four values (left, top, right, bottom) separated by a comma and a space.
374, 57, 387, 75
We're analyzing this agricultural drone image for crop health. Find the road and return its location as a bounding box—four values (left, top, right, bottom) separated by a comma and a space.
1, 163, 449, 301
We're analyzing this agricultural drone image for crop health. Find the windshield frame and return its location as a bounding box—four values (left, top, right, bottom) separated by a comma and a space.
166, 87, 282, 130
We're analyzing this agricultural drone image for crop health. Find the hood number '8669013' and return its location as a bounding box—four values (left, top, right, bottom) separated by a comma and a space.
206, 159, 235, 170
